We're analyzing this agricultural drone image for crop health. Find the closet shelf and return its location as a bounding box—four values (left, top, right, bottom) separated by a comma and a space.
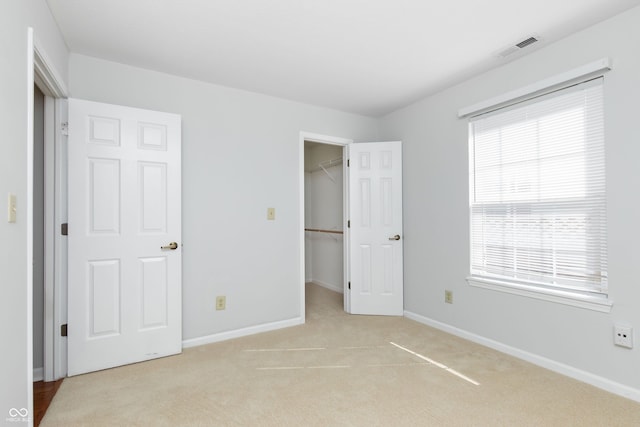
310, 157, 343, 182
318, 157, 342, 168
305, 228, 344, 235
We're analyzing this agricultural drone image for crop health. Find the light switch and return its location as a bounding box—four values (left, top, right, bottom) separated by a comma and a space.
267, 208, 275, 220
7, 193, 16, 223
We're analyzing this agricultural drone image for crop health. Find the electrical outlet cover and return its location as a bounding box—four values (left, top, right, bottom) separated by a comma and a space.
614, 325, 633, 349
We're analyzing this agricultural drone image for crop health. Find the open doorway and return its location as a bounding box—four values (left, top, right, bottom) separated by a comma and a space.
299, 133, 352, 319
29, 30, 70, 425
304, 141, 344, 293
31, 31, 69, 387
299, 134, 405, 319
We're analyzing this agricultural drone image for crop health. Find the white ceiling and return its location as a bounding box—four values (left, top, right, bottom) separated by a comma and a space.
46, 0, 640, 117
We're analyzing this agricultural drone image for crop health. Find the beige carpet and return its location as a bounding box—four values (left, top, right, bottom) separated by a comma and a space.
42, 283, 640, 426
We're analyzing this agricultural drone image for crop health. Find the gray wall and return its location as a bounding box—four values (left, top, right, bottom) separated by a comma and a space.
0, 0, 68, 418
69, 53, 378, 342
378, 5, 640, 393
33, 85, 45, 374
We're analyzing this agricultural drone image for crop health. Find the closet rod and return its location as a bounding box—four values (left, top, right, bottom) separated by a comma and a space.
305, 228, 344, 235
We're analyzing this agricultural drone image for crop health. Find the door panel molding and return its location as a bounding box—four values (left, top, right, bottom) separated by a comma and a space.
348, 141, 403, 315
67, 99, 182, 376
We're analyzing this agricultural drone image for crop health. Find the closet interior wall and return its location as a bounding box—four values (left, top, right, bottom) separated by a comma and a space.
304, 141, 344, 294
33, 84, 45, 379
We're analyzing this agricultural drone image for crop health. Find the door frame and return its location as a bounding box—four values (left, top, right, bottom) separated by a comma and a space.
299, 132, 352, 319
31, 29, 69, 382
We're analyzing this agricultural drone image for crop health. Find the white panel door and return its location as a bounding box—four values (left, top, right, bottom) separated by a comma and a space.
67, 98, 181, 376
348, 141, 403, 315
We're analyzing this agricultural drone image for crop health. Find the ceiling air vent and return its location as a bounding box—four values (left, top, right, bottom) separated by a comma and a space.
497, 35, 540, 58
516, 36, 538, 49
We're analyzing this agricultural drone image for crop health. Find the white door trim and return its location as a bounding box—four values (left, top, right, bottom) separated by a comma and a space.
33, 36, 68, 98
50, 97, 68, 380
42, 94, 55, 382
32, 31, 69, 382
299, 132, 352, 319
27, 26, 35, 415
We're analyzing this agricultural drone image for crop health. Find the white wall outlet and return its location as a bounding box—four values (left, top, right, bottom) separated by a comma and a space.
614, 324, 633, 349
267, 207, 275, 220
216, 296, 226, 311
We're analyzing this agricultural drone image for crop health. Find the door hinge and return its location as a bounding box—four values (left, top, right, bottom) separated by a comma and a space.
61, 223, 68, 236
347, 220, 350, 228
61, 122, 69, 136
348, 282, 351, 290
60, 324, 68, 337
347, 159, 350, 167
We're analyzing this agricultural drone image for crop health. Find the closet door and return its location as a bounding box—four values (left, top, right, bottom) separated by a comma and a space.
347, 141, 403, 315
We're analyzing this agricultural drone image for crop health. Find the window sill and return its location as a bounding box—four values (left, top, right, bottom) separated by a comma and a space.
466, 276, 613, 313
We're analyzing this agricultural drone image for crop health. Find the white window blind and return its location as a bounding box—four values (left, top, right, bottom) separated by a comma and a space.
469, 78, 607, 296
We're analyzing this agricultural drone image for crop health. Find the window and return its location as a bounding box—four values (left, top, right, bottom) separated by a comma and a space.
468, 78, 607, 303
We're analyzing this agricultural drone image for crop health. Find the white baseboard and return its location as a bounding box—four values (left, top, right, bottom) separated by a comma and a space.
182, 317, 304, 349
404, 310, 640, 403
310, 279, 343, 294
33, 367, 43, 382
